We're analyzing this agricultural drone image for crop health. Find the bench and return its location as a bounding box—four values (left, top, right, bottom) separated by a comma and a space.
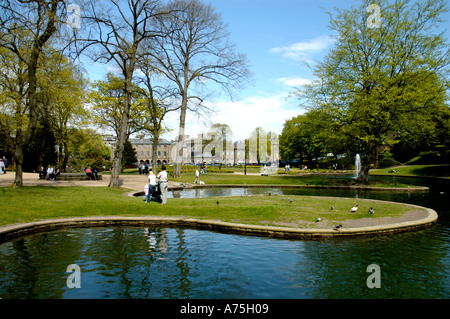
58, 173, 103, 181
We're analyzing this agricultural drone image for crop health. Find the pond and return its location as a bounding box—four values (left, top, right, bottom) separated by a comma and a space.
0, 176, 449, 299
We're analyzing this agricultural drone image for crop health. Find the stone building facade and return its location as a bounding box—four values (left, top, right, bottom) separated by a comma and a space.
107, 137, 174, 165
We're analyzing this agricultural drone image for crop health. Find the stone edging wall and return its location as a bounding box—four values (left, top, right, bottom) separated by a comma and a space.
0, 206, 438, 243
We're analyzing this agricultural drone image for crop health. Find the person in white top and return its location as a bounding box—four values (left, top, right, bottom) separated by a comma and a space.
157, 165, 168, 205
194, 169, 200, 183
47, 165, 54, 180
148, 171, 157, 186
146, 171, 157, 203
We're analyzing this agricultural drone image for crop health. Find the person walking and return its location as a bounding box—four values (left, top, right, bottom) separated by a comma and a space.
157, 165, 168, 205
2, 156, 8, 174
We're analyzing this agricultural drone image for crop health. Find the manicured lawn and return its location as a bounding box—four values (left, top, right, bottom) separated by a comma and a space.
370, 165, 450, 178
0, 186, 415, 229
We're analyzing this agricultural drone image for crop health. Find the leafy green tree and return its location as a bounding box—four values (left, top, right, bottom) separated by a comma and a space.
37, 51, 89, 171
0, 0, 70, 187
297, 0, 449, 181
1, 40, 88, 173
67, 128, 111, 170
392, 101, 450, 162
89, 73, 147, 139
0, 33, 32, 171
279, 116, 303, 163
123, 140, 137, 166
23, 117, 58, 172
246, 127, 276, 165
0, 114, 15, 164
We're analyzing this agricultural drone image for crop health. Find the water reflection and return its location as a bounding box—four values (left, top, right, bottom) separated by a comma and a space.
1, 222, 450, 298
1, 176, 449, 299
167, 187, 285, 199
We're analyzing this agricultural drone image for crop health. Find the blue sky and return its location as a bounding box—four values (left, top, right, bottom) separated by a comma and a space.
84, 0, 449, 142
164, 0, 351, 141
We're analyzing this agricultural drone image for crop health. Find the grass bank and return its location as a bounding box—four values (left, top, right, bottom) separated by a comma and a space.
0, 186, 417, 230
171, 172, 417, 188
370, 164, 450, 178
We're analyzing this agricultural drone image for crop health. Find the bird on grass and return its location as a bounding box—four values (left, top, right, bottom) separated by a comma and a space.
369, 207, 374, 214
217, 201, 219, 205
316, 217, 321, 222
333, 224, 343, 231
331, 206, 334, 211
290, 199, 293, 203
350, 204, 359, 213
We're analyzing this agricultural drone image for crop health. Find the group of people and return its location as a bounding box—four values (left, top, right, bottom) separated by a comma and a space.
138, 161, 151, 175
85, 166, 99, 180
144, 165, 168, 205
39, 165, 61, 180
262, 163, 275, 176
0, 156, 9, 175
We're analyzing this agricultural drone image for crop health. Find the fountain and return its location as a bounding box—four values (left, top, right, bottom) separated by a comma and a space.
354, 154, 361, 179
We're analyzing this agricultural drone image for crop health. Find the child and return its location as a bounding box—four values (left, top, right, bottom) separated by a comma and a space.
144, 184, 150, 203
194, 169, 200, 183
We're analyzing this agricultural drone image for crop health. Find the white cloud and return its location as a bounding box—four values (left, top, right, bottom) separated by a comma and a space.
269, 35, 335, 63
276, 76, 312, 87
162, 94, 300, 142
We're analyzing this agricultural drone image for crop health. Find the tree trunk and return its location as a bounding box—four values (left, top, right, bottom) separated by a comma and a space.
357, 153, 371, 182
13, 66, 39, 187
109, 114, 129, 188
173, 92, 188, 178
109, 137, 125, 188
109, 68, 134, 188
11, 1, 59, 187
62, 141, 69, 172
152, 129, 159, 174
13, 146, 25, 188
38, 131, 46, 169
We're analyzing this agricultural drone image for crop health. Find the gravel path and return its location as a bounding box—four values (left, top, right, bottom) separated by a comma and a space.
0, 172, 176, 191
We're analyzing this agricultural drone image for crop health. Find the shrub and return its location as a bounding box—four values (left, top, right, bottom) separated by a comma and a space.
407, 151, 450, 165
378, 157, 401, 168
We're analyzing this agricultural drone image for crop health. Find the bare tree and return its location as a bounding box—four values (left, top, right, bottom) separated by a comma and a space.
0, 0, 68, 187
136, 54, 180, 173
75, 0, 170, 188
149, 0, 250, 178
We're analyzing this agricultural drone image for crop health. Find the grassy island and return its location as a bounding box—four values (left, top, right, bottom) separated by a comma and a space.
0, 186, 425, 231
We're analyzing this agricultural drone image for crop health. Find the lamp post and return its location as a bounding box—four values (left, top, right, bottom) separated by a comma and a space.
244, 139, 247, 176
